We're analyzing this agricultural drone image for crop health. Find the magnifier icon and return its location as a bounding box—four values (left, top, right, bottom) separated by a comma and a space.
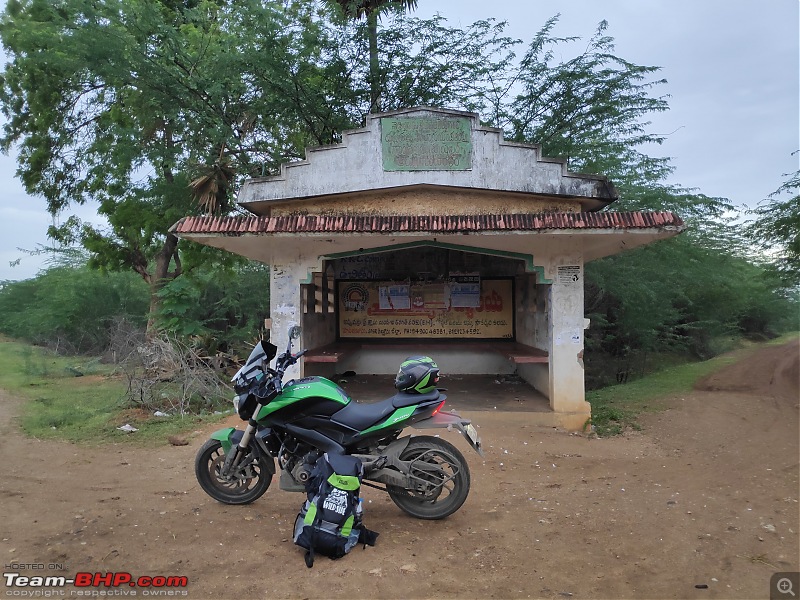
778, 578, 796, 597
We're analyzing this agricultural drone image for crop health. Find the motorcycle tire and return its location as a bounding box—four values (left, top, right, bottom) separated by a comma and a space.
195, 439, 272, 505
387, 435, 471, 520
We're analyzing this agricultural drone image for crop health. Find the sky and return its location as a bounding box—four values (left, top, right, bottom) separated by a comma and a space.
0, 0, 798, 281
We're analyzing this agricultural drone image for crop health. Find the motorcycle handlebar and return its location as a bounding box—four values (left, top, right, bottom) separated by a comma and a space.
267, 348, 308, 385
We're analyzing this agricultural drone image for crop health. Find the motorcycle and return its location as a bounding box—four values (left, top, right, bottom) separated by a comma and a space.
195, 325, 483, 520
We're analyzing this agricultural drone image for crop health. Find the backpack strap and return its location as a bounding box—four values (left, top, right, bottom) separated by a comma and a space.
301, 493, 325, 568
304, 545, 315, 568
358, 526, 379, 548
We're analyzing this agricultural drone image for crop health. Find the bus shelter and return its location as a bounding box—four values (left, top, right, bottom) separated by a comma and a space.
172, 107, 683, 429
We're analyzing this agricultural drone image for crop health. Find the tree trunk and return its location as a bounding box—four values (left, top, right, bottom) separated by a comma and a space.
146, 286, 163, 337
367, 11, 380, 113
144, 231, 183, 337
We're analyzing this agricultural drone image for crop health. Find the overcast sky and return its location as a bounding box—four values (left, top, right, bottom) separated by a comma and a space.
1, 0, 798, 281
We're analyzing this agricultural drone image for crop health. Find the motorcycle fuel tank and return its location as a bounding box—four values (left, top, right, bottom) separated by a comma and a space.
255, 376, 351, 421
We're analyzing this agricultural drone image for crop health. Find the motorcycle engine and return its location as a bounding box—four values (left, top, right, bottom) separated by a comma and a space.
286, 449, 322, 485
290, 461, 312, 484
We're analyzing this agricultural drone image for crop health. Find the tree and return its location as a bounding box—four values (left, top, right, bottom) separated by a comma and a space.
748, 164, 800, 287
327, 0, 418, 113
0, 0, 337, 329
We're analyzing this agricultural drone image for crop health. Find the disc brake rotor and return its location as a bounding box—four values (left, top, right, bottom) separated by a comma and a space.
211, 454, 257, 488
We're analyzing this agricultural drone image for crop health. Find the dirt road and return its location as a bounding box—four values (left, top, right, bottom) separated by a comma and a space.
1, 340, 798, 599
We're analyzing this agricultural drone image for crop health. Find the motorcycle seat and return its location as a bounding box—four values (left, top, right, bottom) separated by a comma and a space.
391, 389, 441, 408
331, 390, 441, 431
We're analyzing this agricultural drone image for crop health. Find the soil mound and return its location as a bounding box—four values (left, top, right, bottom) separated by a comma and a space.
695, 338, 799, 401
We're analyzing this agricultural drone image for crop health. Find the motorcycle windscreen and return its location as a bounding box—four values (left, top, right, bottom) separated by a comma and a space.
232, 340, 278, 384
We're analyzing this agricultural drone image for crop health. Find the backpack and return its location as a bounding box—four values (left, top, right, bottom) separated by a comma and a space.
293, 453, 379, 567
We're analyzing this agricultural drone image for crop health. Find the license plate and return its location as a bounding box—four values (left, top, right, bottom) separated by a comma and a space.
464, 423, 479, 445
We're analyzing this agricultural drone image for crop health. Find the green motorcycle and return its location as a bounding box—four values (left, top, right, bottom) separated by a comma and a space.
195, 326, 483, 520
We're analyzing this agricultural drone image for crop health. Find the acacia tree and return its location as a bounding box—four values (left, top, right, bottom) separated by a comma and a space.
748, 165, 800, 287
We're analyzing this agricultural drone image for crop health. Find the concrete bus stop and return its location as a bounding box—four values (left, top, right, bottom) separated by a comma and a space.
172, 107, 683, 430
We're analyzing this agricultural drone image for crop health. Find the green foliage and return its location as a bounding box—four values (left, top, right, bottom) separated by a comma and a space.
0, 0, 337, 311
748, 164, 800, 287
0, 266, 149, 353
156, 258, 270, 354
374, 15, 519, 114
584, 227, 798, 388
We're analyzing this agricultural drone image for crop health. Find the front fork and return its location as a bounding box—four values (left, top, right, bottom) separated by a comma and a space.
213, 403, 265, 477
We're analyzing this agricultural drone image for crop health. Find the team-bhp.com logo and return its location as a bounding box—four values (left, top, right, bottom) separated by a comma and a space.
4, 571, 188, 596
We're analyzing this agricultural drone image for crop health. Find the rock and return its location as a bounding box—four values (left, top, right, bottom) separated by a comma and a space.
168, 436, 189, 446
400, 564, 417, 574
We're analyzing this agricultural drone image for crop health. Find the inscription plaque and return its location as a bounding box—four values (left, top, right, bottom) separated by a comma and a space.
381, 117, 472, 171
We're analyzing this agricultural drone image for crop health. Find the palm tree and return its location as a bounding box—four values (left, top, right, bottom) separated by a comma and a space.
330, 0, 419, 113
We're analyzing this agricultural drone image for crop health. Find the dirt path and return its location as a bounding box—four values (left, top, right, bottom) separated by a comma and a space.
1, 340, 798, 599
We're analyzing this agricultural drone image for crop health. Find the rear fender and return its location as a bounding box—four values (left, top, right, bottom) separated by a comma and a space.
413, 411, 484, 457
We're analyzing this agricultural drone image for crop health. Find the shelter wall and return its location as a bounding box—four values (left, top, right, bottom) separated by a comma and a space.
331, 247, 525, 342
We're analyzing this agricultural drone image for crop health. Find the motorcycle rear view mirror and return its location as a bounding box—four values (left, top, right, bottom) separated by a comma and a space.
287, 325, 301, 352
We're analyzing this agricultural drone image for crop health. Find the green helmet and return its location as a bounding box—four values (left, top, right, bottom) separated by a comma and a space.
395, 356, 440, 394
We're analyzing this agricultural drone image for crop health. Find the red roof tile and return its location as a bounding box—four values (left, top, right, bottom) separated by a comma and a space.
171, 212, 684, 236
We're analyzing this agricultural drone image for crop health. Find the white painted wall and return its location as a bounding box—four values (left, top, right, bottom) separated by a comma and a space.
338, 347, 515, 377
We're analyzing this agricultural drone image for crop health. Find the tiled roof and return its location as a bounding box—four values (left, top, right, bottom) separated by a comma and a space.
171, 211, 683, 236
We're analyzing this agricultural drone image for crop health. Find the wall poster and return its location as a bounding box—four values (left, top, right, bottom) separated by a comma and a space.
338, 279, 513, 339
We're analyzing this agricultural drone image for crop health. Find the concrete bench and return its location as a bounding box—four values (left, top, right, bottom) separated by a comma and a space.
497, 343, 549, 364
303, 341, 548, 366
303, 343, 357, 364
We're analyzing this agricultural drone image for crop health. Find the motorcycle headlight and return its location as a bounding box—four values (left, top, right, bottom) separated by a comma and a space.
233, 394, 243, 413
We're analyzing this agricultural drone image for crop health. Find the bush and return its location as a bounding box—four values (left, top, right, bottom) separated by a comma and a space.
584, 234, 799, 385
118, 332, 231, 415
156, 260, 270, 356
0, 267, 149, 354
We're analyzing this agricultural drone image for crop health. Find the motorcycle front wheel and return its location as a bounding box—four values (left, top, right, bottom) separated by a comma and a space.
195, 439, 272, 505
387, 436, 471, 520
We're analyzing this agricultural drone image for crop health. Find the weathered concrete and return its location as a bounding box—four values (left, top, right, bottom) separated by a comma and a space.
239, 107, 616, 214
545, 250, 591, 421
269, 257, 322, 380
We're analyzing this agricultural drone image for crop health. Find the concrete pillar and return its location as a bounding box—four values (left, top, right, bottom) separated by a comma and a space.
269, 258, 319, 380
546, 252, 591, 430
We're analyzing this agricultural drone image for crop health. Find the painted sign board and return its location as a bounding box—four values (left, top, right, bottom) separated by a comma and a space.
339, 279, 513, 339
381, 117, 472, 171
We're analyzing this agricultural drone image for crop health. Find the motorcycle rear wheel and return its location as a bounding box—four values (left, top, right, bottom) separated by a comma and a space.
195, 439, 272, 505
387, 436, 470, 520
